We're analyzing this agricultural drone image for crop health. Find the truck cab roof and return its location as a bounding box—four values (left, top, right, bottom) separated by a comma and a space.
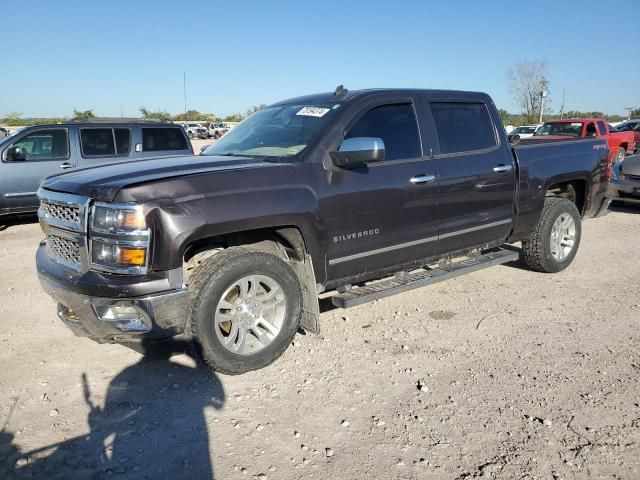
271, 88, 491, 107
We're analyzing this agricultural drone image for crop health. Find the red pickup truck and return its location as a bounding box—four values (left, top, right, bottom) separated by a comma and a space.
534, 118, 634, 163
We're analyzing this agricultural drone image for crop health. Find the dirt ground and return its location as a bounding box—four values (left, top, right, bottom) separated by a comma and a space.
0, 206, 639, 480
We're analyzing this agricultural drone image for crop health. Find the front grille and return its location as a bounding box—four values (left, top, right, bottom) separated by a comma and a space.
41, 200, 81, 226
46, 233, 81, 267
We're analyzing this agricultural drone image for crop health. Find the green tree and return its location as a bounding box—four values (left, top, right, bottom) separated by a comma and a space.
173, 110, 213, 121
1, 112, 24, 126
223, 113, 243, 122
139, 106, 173, 122
497, 109, 511, 125
72, 109, 95, 121
631, 108, 640, 118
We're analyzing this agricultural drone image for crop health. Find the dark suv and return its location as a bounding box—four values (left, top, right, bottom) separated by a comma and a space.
0, 121, 193, 218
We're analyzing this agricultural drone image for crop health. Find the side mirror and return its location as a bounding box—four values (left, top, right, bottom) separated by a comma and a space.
330, 137, 385, 168
5, 146, 25, 161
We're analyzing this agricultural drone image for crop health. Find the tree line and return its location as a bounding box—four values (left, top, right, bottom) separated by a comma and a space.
0, 105, 267, 127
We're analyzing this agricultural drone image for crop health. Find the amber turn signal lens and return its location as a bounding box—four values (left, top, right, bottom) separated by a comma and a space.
120, 247, 146, 266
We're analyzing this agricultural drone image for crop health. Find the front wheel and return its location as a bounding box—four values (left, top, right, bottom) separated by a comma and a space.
188, 247, 302, 375
522, 197, 582, 273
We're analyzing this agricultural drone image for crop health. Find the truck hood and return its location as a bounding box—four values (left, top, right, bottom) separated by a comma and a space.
621, 155, 640, 177
40, 154, 281, 202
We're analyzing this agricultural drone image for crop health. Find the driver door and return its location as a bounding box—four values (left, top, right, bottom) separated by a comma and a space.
0, 128, 71, 214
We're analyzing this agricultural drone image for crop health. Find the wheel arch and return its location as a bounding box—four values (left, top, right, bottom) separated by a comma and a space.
544, 178, 589, 216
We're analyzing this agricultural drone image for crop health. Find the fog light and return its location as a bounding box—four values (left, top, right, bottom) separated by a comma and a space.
93, 305, 150, 333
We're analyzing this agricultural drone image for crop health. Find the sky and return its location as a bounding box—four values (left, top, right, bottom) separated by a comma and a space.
1, 0, 638, 118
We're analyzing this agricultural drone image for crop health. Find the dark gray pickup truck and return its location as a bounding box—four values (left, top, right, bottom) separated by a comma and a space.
0, 121, 192, 219
36, 88, 611, 374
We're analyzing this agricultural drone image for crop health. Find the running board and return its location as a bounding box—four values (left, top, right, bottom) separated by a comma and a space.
331, 248, 520, 309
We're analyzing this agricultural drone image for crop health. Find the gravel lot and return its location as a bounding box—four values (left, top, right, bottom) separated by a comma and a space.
0, 207, 639, 479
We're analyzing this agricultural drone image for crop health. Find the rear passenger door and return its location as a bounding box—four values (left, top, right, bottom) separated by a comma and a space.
141, 127, 192, 157
77, 127, 137, 166
424, 97, 515, 255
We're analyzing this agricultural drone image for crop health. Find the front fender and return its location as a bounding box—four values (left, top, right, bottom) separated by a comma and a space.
120, 169, 325, 280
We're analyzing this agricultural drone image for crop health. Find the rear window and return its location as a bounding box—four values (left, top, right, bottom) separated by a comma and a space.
80, 128, 130, 156
430, 102, 496, 154
142, 128, 189, 151
597, 122, 607, 136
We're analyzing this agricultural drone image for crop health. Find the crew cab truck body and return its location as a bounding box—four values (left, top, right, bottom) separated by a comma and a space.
0, 122, 192, 218
36, 88, 611, 374
534, 118, 634, 164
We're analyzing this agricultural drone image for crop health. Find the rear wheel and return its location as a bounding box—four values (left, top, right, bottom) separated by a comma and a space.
522, 197, 582, 273
188, 247, 302, 375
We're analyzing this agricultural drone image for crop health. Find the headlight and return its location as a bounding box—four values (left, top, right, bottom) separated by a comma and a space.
92, 204, 146, 233
90, 203, 151, 274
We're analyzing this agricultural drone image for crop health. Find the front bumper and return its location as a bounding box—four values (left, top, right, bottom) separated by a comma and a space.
37, 245, 188, 343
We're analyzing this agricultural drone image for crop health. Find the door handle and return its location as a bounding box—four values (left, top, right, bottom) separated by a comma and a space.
410, 174, 436, 185
59, 162, 75, 170
493, 164, 513, 173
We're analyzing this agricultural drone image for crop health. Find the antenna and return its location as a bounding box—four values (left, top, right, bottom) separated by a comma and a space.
334, 85, 348, 98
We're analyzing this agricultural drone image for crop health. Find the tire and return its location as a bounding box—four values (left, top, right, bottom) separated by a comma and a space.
613, 147, 625, 164
187, 247, 302, 375
522, 197, 582, 273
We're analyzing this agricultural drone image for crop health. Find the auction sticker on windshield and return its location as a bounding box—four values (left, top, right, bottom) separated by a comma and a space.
296, 107, 330, 117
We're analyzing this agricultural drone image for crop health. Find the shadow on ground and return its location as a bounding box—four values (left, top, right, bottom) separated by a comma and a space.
608, 201, 640, 214
0, 214, 39, 231
0, 340, 225, 480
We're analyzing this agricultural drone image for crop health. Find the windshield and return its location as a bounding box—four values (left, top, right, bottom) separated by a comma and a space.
202, 103, 340, 160
536, 122, 583, 137
513, 126, 537, 135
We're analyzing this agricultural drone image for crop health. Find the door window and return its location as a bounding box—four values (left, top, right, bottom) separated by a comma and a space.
9, 129, 69, 161
585, 123, 597, 137
430, 102, 496, 154
345, 103, 421, 161
80, 128, 131, 157
142, 128, 189, 151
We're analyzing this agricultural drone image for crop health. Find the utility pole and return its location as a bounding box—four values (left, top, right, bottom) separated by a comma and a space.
183, 72, 187, 114
538, 82, 548, 124
624, 107, 636, 121
559, 89, 566, 119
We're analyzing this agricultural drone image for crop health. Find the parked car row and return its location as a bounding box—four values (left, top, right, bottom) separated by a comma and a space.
511, 118, 636, 164
177, 122, 236, 140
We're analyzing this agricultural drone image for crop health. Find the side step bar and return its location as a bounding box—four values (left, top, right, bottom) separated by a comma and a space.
331, 247, 520, 309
